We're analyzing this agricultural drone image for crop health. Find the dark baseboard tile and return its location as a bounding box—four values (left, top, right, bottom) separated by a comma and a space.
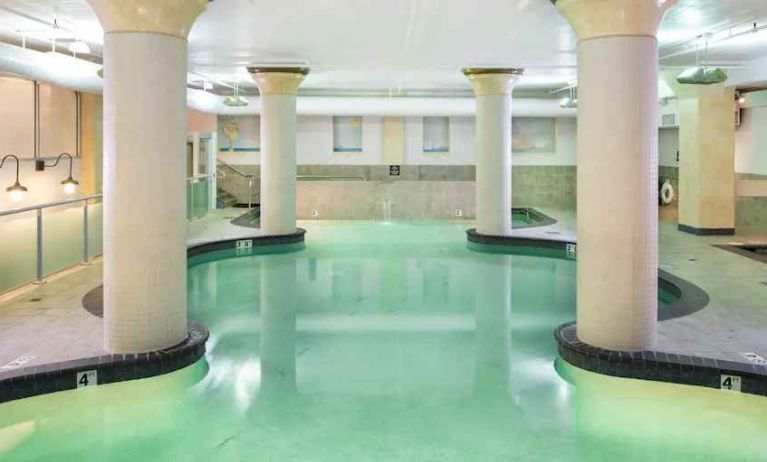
556, 323, 767, 398
678, 224, 735, 236
0, 323, 209, 405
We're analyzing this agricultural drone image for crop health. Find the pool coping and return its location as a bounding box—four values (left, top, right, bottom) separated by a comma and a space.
0, 228, 307, 405
466, 228, 767, 398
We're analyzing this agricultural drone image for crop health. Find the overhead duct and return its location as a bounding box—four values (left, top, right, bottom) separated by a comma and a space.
187, 90, 578, 118
0, 41, 101, 92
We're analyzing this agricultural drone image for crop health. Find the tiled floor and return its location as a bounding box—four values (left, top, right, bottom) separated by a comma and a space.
0, 207, 765, 378
0, 260, 104, 370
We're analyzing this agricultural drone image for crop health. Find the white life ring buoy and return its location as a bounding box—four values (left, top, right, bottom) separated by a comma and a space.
660, 179, 674, 205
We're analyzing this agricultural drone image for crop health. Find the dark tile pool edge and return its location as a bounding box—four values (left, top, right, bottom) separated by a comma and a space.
555, 322, 767, 398
466, 229, 759, 395
187, 228, 306, 257
0, 232, 306, 405
466, 229, 708, 322
0, 323, 209, 405
82, 230, 308, 321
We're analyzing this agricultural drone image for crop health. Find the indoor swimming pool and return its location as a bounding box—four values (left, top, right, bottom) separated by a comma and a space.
0, 222, 765, 461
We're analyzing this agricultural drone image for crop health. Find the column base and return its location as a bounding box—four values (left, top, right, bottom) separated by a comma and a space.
678, 224, 735, 236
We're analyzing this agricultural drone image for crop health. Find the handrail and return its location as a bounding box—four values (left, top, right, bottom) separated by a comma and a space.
217, 158, 256, 178
297, 175, 366, 182
0, 193, 103, 285
0, 194, 102, 218
186, 174, 213, 182
216, 159, 257, 209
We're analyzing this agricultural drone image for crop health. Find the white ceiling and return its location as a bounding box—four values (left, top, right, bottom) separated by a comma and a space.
1, 0, 767, 93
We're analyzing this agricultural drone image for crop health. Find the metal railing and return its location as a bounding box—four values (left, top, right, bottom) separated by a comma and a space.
217, 159, 257, 209
0, 194, 102, 284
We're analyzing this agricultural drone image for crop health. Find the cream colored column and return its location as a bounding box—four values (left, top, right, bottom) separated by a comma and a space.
463, 68, 523, 236
661, 75, 736, 234
88, 0, 207, 353
248, 67, 309, 236
557, 0, 676, 351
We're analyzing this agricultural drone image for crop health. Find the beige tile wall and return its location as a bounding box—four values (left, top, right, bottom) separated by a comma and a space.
735, 173, 767, 234
297, 181, 476, 220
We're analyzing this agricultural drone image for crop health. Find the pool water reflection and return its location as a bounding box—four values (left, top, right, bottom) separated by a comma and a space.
0, 222, 765, 461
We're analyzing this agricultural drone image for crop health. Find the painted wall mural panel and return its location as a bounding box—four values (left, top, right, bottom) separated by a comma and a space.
217, 115, 260, 152
512, 117, 556, 154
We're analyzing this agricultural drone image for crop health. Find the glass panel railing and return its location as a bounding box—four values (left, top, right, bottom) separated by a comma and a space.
194, 178, 209, 218
188, 176, 211, 220
42, 203, 85, 275
0, 212, 38, 293
87, 201, 103, 258
0, 194, 103, 294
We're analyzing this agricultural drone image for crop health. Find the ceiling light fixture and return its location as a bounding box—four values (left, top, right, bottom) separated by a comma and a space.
0, 155, 28, 203
35, 153, 79, 195
223, 82, 248, 107
737, 93, 747, 105
677, 34, 728, 85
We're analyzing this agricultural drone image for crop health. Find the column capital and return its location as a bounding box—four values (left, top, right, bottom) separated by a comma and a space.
555, 0, 677, 41
248, 67, 310, 95
87, 0, 208, 39
462, 68, 523, 96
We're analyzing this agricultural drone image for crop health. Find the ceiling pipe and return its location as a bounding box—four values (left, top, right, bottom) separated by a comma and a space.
0, 41, 101, 92
187, 90, 577, 117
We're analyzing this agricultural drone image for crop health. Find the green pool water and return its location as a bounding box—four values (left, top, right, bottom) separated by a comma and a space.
0, 221, 765, 461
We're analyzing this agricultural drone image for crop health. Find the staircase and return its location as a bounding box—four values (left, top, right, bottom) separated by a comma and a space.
216, 187, 238, 208
216, 159, 258, 208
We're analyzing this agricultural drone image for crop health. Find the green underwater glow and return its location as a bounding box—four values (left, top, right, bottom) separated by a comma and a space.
1, 222, 764, 461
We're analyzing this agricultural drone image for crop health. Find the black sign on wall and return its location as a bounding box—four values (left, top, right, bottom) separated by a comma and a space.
389, 165, 401, 176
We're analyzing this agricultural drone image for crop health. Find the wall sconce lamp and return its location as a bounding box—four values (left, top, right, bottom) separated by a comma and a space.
0, 155, 29, 203
36, 153, 79, 194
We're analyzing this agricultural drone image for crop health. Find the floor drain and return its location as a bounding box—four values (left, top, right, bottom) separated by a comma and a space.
688, 258, 697, 262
